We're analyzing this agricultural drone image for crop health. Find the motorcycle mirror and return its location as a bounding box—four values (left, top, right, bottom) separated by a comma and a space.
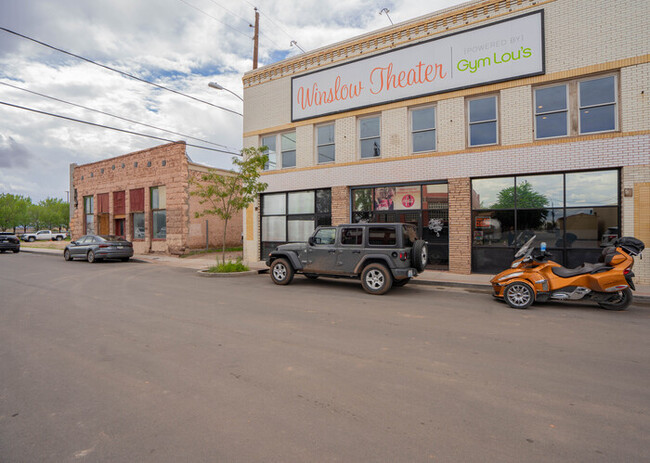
540, 242, 547, 252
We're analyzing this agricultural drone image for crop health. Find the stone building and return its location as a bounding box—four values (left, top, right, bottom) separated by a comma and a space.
69, 142, 243, 255
241, 0, 650, 283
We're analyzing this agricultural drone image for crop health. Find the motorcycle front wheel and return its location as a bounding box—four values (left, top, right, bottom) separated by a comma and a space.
504, 282, 535, 309
598, 288, 632, 311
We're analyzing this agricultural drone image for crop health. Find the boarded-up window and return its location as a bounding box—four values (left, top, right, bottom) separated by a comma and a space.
113, 191, 125, 215
130, 188, 144, 211
97, 193, 109, 213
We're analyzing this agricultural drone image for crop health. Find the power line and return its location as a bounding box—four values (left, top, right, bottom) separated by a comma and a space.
177, 0, 251, 39
0, 100, 241, 156
0, 27, 243, 117
0, 81, 240, 152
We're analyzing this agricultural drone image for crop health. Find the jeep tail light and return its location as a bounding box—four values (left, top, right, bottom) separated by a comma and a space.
399, 252, 408, 261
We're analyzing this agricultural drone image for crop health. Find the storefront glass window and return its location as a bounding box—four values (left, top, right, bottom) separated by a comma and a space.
133, 212, 145, 239
579, 76, 616, 134
288, 191, 315, 214
566, 170, 618, 206
260, 189, 331, 258
535, 85, 568, 139
353, 188, 373, 211
471, 177, 514, 209
472, 169, 620, 273
84, 195, 94, 234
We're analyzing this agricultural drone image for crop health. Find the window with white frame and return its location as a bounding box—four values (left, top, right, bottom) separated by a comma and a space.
316, 123, 335, 163
533, 74, 617, 139
261, 135, 277, 170
359, 116, 381, 158
534, 84, 569, 139
261, 131, 297, 170
411, 106, 436, 152
468, 96, 498, 147
579, 75, 617, 134
281, 132, 296, 168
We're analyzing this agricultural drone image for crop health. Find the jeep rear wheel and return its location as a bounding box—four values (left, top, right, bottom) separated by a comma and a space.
270, 258, 294, 285
411, 240, 428, 272
361, 263, 393, 295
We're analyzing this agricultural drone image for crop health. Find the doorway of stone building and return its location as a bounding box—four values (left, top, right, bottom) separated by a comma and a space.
114, 218, 125, 239
98, 214, 110, 235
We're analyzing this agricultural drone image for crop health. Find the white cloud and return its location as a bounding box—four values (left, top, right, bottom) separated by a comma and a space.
0, 0, 467, 201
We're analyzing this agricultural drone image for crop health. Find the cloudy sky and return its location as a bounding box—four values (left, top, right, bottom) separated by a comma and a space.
0, 0, 467, 202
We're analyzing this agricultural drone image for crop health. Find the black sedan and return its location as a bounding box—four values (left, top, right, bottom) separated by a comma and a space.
64, 234, 133, 263
0, 233, 20, 253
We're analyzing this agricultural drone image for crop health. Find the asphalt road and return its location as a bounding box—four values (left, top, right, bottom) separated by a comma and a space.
1, 252, 649, 462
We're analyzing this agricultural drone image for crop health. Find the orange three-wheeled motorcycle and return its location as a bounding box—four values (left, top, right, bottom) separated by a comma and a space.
491, 236, 645, 310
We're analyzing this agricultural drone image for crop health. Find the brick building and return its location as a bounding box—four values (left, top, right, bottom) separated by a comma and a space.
241, 0, 650, 283
70, 142, 243, 255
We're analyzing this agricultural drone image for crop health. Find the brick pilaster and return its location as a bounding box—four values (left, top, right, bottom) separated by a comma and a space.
448, 177, 472, 274
331, 185, 350, 226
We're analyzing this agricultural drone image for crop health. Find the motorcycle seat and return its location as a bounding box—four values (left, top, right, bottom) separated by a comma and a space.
551, 262, 608, 278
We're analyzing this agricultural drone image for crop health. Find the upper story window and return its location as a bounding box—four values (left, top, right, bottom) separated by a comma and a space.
534, 74, 618, 139
261, 131, 297, 170
281, 132, 296, 168
579, 75, 617, 134
411, 106, 436, 153
468, 96, 498, 147
535, 84, 569, 139
261, 135, 277, 171
316, 123, 335, 163
359, 116, 381, 158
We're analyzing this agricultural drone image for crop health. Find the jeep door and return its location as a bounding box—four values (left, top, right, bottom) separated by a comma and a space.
336, 226, 364, 275
302, 227, 337, 274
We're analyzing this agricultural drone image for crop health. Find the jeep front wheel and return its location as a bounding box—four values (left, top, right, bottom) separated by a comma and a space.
270, 258, 294, 285
361, 263, 393, 295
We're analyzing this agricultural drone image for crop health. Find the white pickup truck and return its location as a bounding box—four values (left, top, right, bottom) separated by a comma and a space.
21, 230, 68, 242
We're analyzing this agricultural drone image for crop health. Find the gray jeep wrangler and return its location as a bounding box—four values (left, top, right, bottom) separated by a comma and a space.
266, 223, 428, 295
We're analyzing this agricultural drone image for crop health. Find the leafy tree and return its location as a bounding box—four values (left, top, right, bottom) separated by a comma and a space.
491, 181, 549, 209
38, 197, 69, 230
0, 193, 32, 232
190, 147, 268, 265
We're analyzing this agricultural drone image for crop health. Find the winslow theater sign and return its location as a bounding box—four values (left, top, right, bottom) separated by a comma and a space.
292, 11, 544, 121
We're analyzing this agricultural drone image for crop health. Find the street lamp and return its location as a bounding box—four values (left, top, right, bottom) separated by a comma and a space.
208, 82, 243, 102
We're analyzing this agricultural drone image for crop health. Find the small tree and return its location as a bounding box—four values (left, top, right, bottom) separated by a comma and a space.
190, 147, 268, 265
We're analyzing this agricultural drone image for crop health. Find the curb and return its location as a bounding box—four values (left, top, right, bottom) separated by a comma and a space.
197, 269, 263, 278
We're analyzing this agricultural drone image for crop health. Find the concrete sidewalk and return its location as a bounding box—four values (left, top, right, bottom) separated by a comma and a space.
20, 246, 650, 302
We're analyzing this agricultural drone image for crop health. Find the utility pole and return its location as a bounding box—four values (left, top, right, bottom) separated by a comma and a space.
252, 7, 259, 70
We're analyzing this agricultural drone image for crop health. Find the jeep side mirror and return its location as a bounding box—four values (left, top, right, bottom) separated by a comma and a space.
308, 236, 315, 246
71, 241, 77, 245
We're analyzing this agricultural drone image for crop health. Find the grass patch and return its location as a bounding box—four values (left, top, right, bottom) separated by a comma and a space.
206, 260, 250, 273
181, 246, 243, 258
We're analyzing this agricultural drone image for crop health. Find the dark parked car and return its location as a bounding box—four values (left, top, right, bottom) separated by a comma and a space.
64, 234, 133, 263
0, 232, 20, 253
267, 223, 428, 295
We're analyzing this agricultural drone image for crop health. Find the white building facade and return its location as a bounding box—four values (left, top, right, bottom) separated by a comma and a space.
242, 0, 650, 283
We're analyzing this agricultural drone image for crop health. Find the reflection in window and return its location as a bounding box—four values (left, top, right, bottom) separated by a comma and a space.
411, 106, 436, 152
151, 186, 166, 239
566, 170, 618, 206
579, 76, 616, 134
316, 189, 331, 214
471, 177, 515, 209
468, 96, 497, 146
313, 228, 336, 245
472, 210, 515, 247
360, 116, 381, 158
133, 212, 145, 239
317, 124, 335, 163
341, 227, 363, 245
517, 209, 563, 245
535, 85, 568, 138
563, 207, 618, 248
353, 188, 373, 211
516, 174, 563, 208
281, 132, 296, 168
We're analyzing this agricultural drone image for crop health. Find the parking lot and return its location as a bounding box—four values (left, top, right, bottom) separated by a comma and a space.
1, 252, 649, 462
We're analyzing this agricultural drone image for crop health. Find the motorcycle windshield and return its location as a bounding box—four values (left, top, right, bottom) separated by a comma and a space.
514, 235, 537, 258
